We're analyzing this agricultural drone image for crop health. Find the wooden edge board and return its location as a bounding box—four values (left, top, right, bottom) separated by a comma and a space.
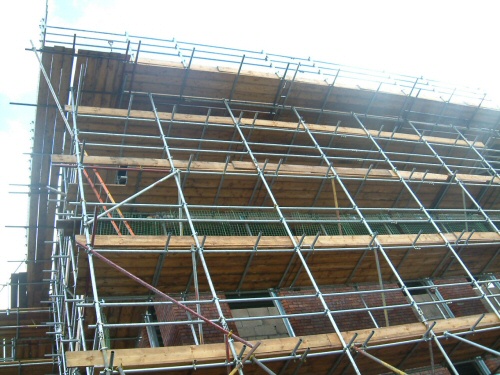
76, 231, 500, 250
133, 57, 492, 111
66, 105, 483, 148
51, 155, 499, 185
65, 313, 499, 368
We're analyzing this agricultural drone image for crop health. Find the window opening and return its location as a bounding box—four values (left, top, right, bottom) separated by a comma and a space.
145, 306, 164, 347
226, 291, 293, 340
403, 279, 454, 320
116, 166, 128, 185
448, 357, 490, 375
473, 274, 500, 312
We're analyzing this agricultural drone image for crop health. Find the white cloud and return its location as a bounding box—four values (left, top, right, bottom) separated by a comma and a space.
0, 0, 45, 307
0, 1, 45, 101
0, 120, 31, 308
46, 0, 500, 100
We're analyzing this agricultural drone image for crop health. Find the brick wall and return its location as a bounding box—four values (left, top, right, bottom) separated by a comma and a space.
434, 277, 488, 317
383, 366, 451, 375
155, 299, 182, 346
147, 278, 492, 352
484, 355, 500, 373
357, 283, 419, 327
278, 284, 418, 336
278, 288, 332, 335
152, 292, 236, 346
137, 326, 150, 348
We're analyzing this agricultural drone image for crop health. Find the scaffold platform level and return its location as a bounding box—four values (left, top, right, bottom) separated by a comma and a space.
2, 25, 499, 375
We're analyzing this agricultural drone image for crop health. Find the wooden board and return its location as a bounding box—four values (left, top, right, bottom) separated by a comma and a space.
23, 42, 500, 375
27, 46, 74, 306
52, 154, 499, 185
72, 233, 500, 296
66, 313, 499, 371
70, 106, 484, 148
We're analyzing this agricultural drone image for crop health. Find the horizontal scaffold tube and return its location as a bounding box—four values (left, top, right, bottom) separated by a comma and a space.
66, 313, 499, 369
76, 241, 255, 349
52, 155, 500, 186
77, 231, 500, 250
67, 105, 483, 148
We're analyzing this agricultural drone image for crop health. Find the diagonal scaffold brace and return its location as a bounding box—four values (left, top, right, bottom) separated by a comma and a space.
76, 241, 276, 374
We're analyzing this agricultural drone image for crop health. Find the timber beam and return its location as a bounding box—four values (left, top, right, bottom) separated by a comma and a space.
52, 155, 500, 186
66, 105, 483, 148
77, 232, 500, 251
66, 313, 499, 369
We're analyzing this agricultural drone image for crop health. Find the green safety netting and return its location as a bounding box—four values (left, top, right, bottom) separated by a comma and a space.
94, 210, 497, 237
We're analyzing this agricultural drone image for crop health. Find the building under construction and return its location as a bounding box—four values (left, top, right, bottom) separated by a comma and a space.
2, 25, 500, 374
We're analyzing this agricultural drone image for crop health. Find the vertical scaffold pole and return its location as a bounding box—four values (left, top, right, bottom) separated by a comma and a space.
224, 99, 362, 375
31, 41, 108, 374
68, 86, 111, 371
149, 94, 276, 374
405, 120, 500, 317
349, 112, 500, 372
292, 107, 442, 372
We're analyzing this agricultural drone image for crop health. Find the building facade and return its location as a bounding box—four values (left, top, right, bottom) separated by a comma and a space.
1, 25, 500, 374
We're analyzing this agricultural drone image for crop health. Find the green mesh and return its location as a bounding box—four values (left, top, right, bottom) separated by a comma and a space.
343, 222, 370, 235
366, 213, 401, 235
375, 212, 436, 235
94, 209, 494, 237
369, 223, 398, 235
399, 222, 436, 234
321, 224, 343, 236
287, 212, 339, 236
248, 223, 288, 236
433, 213, 491, 233
291, 222, 325, 236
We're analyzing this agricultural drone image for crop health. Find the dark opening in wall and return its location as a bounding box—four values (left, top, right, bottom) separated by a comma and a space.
448, 360, 488, 375
401, 280, 454, 320
116, 166, 128, 185
146, 306, 164, 347
226, 292, 274, 309
10, 272, 27, 308
226, 292, 291, 340
403, 281, 428, 296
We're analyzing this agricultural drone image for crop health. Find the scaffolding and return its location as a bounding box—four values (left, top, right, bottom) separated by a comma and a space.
1, 25, 500, 374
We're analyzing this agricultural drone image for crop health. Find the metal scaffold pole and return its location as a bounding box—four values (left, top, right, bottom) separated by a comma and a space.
70, 90, 112, 373
292, 107, 452, 374
148, 93, 275, 374
349, 112, 500, 373
20, 25, 500, 375
224, 100, 362, 375
405, 119, 500, 318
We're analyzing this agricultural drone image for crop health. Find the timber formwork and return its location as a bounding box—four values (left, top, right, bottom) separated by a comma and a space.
2, 25, 500, 375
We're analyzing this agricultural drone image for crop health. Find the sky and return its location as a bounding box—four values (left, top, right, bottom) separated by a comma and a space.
0, 0, 499, 308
